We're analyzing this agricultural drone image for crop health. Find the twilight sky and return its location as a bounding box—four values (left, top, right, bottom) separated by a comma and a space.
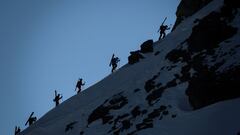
0, 0, 180, 134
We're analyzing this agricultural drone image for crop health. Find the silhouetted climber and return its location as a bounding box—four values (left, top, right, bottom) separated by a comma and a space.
109, 54, 120, 73
158, 17, 170, 40
75, 78, 85, 93
53, 90, 63, 107
25, 112, 37, 126
14, 126, 21, 135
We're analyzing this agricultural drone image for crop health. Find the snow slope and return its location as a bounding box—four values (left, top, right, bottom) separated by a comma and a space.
20, 0, 240, 134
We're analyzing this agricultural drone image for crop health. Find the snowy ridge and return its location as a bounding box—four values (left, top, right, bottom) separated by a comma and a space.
20, 0, 240, 134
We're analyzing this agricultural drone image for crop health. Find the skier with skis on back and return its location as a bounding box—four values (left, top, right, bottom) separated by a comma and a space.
75, 78, 85, 94
53, 90, 63, 107
25, 112, 37, 126
109, 54, 120, 73
158, 17, 171, 40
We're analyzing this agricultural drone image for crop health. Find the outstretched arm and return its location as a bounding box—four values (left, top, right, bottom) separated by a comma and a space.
167, 24, 172, 30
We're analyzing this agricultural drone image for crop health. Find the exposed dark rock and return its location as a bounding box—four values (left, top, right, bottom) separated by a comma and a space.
128, 51, 145, 64
166, 65, 178, 71
160, 66, 165, 70
131, 106, 141, 118
136, 119, 153, 130
156, 82, 162, 88
80, 131, 84, 135
154, 51, 160, 56
109, 94, 128, 110
140, 40, 154, 53
166, 79, 178, 88
187, 11, 237, 53
113, 114, 129, 126
121, 120, 131, 130
159, 105, 167, 111
134, 88, 141, 93
165, 49, 190, 63
172, 114, 177, 118
224, 0, 240, 12
162, 110, 169, 115
144, 79, 156, 93
108, 113, 131, 134
142, 109, 148, 114
172, 0, 213, 30
194, 18, 201, 23
146, 87, 165, 106
87, 105, 110, 124
148, 109, 161, 119
146, 79, 179, 105
180, 65, 192, 82
108, 121, 113, 124
210, 61, 225, 70
183, 3, 239, 109
65, 121, 78, 132
144, 74, 160, 93
113, 129, 120, 135
186, 66, 240, 109
88, 93, 128, 125
127, 131, 137, 135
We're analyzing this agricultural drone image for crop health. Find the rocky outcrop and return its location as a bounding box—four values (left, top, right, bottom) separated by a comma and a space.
128, 39, 154, 65
167, 0, 240, 109
172, 0, 213, 31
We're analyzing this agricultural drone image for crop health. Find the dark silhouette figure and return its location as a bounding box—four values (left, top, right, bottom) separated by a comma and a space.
109, 54, 120, 73
25, 112, 37, 126
158, 17, 170, 40
14, 126, 21, 135
158, 24, 170, 40
53, 90, 63, 107
75, 78, 85, 93
65, 121, 78, 132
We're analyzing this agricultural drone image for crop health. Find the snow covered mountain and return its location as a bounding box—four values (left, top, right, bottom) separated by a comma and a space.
20, 0, 240, 135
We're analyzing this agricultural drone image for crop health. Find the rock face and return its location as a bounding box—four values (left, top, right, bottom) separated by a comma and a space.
140, 40, 154, 53
128, 39, 154, 65
128, 51, 144, 64
167, 0, 240, 109
172, 0, 213, 30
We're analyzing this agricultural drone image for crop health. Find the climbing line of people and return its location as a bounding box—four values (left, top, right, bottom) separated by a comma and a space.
14, 18, 170, 135
14, 78, 86, 135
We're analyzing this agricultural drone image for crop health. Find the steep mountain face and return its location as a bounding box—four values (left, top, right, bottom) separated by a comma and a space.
168, 0, 240, 109
20, 0, 240, 135
172, 0, 213, 30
